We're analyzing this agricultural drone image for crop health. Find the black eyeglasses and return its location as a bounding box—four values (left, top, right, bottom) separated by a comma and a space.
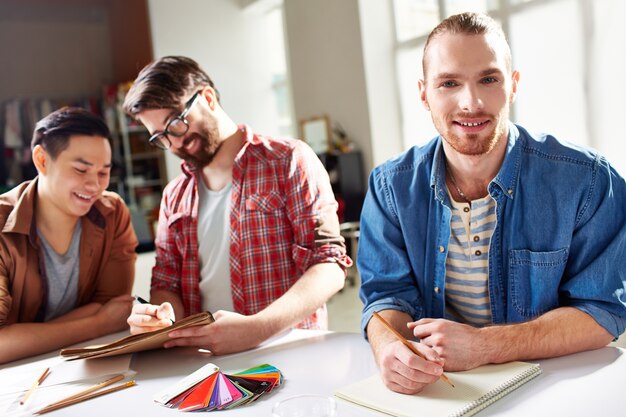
148, 90, 202, 150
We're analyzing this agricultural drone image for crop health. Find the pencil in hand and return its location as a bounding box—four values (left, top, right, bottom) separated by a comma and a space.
20, 367, 51, 406
134, 295, 175, 324
372, 311, 455, 388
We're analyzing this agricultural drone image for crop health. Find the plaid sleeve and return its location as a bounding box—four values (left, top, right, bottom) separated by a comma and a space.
286, 141, 352, 272
151, 186, 183, 296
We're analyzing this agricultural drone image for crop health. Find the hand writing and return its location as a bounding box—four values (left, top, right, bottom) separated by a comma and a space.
127, 302, 175, 334
377, 339, 445, 394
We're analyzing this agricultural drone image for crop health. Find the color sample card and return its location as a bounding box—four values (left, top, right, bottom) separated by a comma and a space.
155, 364, 283, 412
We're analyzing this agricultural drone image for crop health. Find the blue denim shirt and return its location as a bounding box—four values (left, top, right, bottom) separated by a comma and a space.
359, 124, 626, 339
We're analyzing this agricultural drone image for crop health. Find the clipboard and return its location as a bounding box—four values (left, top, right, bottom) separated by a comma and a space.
60, 311, 214, 360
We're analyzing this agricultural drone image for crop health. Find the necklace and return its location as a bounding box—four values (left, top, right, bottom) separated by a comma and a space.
446, 163, 472, 205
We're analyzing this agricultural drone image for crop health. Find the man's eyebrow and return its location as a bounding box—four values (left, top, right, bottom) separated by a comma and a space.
74, 158, 112, 168
433, 68, 504, 80
433, 72, 460, 80
479, 68, 504, 77
162, 110, 177, 126
75, 158, 93, 166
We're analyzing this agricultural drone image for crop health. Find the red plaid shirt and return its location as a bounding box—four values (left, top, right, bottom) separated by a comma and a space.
151, 125, 351, 329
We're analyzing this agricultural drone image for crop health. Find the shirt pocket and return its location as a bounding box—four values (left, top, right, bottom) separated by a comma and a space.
509, 247, 569, 318
245, 190, 285, 213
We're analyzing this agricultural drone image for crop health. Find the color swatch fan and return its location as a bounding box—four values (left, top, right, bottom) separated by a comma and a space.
153, 363, 283, 411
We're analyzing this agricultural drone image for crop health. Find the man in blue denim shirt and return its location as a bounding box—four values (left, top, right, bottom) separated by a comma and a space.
359, 12, 626, 395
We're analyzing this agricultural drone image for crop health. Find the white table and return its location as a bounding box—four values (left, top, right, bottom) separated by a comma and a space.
2, 329, 625, 416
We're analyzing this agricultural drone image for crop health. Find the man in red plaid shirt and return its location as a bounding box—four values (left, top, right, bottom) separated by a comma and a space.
124, 56, 351, 354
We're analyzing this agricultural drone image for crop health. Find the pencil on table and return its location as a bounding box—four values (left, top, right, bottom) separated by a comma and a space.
50, 373, 125, 404
35, 380, 136, 415
372, 311, 455, 388
20, 367, 51, 406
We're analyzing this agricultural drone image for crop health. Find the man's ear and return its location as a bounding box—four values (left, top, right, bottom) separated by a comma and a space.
509, 70, 520, 104
32, 145, 48, 175
418, 79, 430, 111
201, 87, 218, 111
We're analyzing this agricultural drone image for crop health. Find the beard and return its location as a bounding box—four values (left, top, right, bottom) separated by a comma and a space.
172, 125, 221, 170
435, 110, 508, 156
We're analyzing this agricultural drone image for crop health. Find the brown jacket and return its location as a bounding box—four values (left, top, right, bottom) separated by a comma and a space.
0, 178, 138, 326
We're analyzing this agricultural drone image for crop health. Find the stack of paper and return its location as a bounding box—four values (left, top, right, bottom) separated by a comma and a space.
154, 363, 283, 412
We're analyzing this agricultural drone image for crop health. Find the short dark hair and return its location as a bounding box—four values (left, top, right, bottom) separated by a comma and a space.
423, 12, 511, 76
123, 56, 221, 116
31, 107, 111, 159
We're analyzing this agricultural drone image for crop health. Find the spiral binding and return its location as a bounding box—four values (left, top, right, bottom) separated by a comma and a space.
451, 365, 542, 417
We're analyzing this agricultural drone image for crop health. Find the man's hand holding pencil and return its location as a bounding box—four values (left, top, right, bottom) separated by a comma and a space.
369, 310, 452, 395
127, 296, 176, 335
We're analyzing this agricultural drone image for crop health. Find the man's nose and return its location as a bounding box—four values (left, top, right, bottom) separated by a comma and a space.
84, 172, 101, 190
458, 84, 484, 113
168, 134, 185, 149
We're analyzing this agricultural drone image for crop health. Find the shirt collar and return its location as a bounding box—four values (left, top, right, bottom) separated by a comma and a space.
430, 122, 522, 202
2, 177, 110, 241
2, 178, 38, 235
490, 123, 522, 200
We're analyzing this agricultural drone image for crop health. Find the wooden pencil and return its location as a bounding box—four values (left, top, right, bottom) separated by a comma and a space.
35, 380, 136, 415
20, 367, 51, 406
372, 311, 455, 387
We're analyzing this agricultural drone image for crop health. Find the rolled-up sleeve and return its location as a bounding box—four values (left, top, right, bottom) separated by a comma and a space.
358, 166, 424, 338
561, 159, 626, 338
151, 190, 183, 296
286, 142, 351, 272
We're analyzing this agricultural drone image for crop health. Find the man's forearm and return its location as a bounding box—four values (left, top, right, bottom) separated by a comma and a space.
0, 317, 104, 364
149, 289, 185, 319
48, 303, 100, 323
366, 309, 415, 367
255, 262, 345, 338
482, 307, 614, 364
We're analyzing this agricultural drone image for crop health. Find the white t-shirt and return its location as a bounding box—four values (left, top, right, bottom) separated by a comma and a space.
197, 179, 234, 312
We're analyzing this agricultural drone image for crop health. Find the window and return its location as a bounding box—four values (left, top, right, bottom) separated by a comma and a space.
392, 0, 619, 161
264, 6, 294, 136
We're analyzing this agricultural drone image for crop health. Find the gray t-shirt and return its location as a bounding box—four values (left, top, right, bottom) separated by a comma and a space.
38, 222, 81, 321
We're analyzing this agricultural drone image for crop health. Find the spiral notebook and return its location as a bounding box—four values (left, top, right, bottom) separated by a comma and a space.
335, 361, 541, 417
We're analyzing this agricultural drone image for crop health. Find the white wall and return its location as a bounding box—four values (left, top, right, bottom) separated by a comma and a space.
358, 0, 404, 167
589, 0, 626, 176
147, 0, 285, 181
510, 1, 588, 146
511, 0, 625, 176
283, 0, 374, 175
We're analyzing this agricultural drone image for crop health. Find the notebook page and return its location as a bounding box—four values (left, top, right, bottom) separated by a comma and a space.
335, 361, 541, 417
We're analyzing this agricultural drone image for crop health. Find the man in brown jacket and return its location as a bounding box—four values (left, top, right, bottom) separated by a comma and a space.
0, 107, 138, 364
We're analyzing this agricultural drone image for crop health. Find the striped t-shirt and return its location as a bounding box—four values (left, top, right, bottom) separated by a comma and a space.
444, 193, 496, 326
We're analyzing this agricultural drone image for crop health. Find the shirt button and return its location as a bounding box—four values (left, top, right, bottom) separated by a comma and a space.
434, 286, 441, 294
475, 250, 482, 256
508, 189, 513, 195
473, 236, 480, 242
463, 206, 470, 213
438, 245, 445, 253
